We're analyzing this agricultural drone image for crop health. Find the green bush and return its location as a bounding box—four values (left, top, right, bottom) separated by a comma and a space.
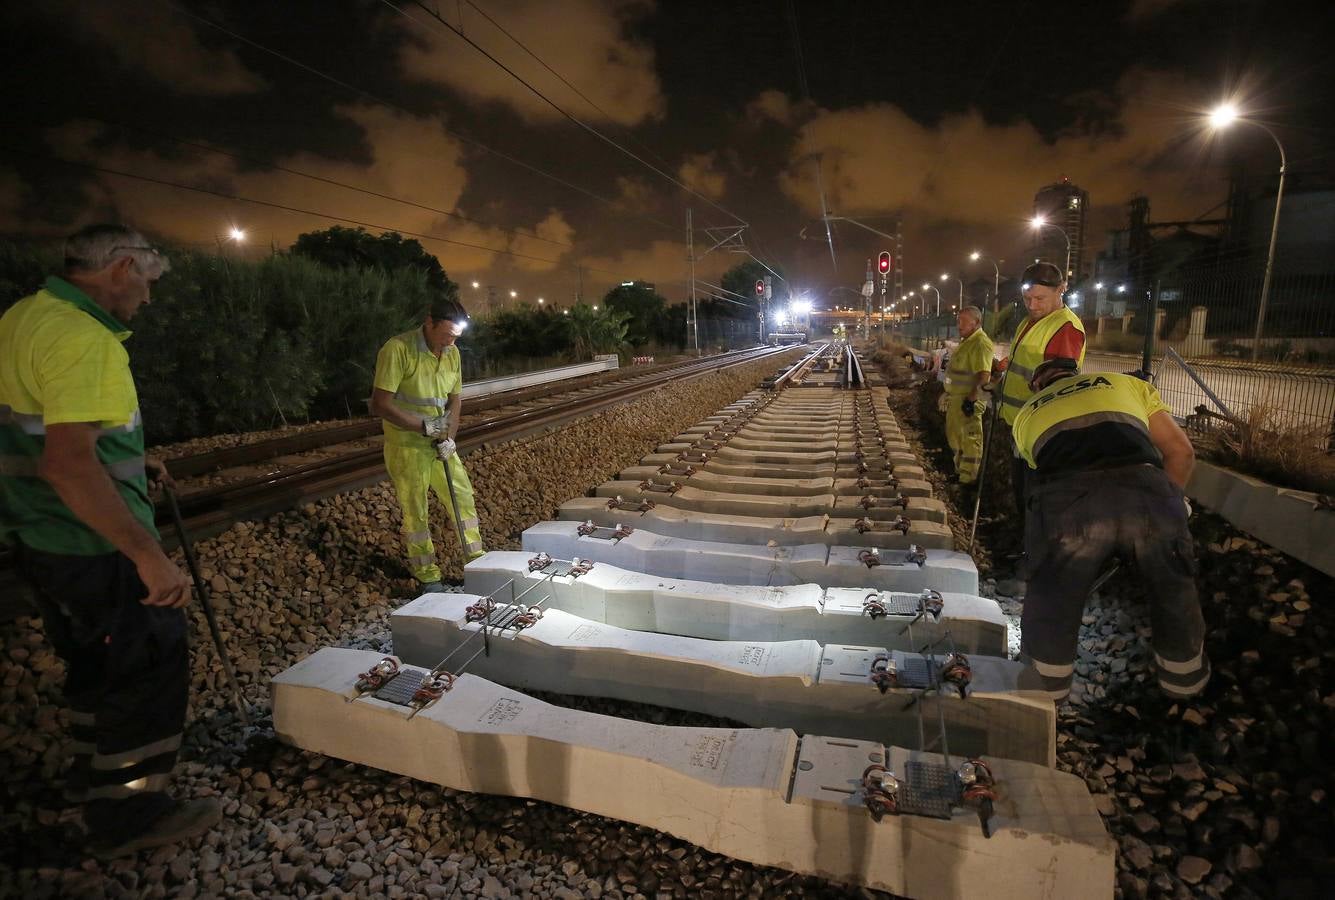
2, 236, 653, 443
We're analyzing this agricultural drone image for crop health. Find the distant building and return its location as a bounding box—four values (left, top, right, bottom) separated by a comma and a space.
1032, 176, 1089, 282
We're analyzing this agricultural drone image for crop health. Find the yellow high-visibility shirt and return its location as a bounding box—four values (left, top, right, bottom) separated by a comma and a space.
372, 328, 461, 448
0, 277, 154, 554
1013, 371, 1171, 477
943, 328, 995, 395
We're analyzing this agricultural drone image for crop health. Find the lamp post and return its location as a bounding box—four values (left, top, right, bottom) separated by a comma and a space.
940, 272, 964, 308
1209, 102, 1287, 361
920, 283, 941, 317
969, 251, 1002, 312
1030, 215, 1072, 280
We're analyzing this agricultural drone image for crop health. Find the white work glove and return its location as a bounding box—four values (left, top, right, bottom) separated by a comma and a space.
421, 415, 449, 438
936, 393, 949, 414
435, 438, 457, 461
1183, 496, 1193, 518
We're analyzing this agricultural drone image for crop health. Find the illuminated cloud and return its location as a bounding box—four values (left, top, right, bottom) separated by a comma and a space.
395, 0, 664, 127
745, 90, 802, 126
678, 153, 726, 201
773, 70, 1226, 273
13, 0, 265, 95
37, 105, 527, 274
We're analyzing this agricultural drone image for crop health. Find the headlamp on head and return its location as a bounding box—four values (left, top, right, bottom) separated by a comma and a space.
429, 299, 469, 335
1020, 262, 1063, 290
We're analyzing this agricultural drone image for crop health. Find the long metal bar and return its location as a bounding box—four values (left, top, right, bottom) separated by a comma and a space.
1164, 346, 1238, 421
164, 488, 252, 728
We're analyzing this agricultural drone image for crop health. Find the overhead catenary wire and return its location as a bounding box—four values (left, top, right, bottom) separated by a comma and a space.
0, 145, 642, 280
162, 0, 678, 234
53, 116, 575, 249
457, 0, 688, 185
393, 0, 751, 229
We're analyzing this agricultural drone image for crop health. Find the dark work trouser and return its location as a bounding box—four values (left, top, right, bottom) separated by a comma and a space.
1018, 464, 1210, 703
1010, 448, 1028, 533
17, 546, 189, 839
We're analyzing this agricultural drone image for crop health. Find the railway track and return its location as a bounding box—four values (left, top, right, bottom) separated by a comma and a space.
0, 345, 804, 615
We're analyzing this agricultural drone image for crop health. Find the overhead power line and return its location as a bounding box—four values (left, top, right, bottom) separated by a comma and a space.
163, 0, 677, 233
694, 280, 755, 305
1, 145, 643, 279
392, 0, 750, 228
459, 0, 684, 182
65, 116, 574, 248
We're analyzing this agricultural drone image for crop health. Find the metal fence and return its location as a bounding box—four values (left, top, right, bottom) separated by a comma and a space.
1078, 351, 1335, 438
1081, 237, 1335, 366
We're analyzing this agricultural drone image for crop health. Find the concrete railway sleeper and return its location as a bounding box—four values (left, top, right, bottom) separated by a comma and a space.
463, 550, 1007, 656
272, 648, 1115, 899
520, 520, 980, 595
557, 496, 953, 550
390, 592, 1057, 766
265, 346, 1114, 897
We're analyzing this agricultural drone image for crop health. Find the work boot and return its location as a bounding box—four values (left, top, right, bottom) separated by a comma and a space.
86, 797, 221, 860
417, 581, 446, 595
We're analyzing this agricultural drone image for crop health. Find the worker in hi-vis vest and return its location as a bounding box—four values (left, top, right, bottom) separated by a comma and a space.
1012, 358, 1208, 705
370, 300, 484, 593
0, 224, 221, 858
996, 261, 1086, 526
942, 305, 994, 496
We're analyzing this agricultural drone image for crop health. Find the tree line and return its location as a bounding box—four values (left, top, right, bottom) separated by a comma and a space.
0, 227, 773, 443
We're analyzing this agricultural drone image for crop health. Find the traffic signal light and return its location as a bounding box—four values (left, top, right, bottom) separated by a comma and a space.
877, 251, 892, 275
755, 279, 765, 296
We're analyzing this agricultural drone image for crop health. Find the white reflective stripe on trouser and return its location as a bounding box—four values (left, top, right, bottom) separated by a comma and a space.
405, 530, 431, 544
1159, 670, 1211, 696
1030, 658, 1075, 680
1155, 650, 1205, 675
465, 541, 484, 554
86, 772, 172, 801
408, 553, 436, 568
459, 517, 480, 530
90, 733, 183, 771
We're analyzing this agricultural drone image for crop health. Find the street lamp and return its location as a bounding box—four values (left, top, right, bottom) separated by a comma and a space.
1208, 101, 1287, 361
509, 290, 518, 298
940, 272, 964, 308
228, 227, 246, 243
471, 281, 480, 289
969, 251, 1002, 312
920, 283, 941, 316
1030, 215, 1072, 279
537, 297, 545, 305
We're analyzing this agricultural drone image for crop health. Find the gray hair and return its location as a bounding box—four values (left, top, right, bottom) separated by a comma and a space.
64, 224, 170, 278
959, 305, 983, 323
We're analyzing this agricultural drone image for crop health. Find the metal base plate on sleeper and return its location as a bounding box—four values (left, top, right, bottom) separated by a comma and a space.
898, 761, 959, 819
883, 594, 927, 617
896, 656, 940, 689
374, 669, 428, 706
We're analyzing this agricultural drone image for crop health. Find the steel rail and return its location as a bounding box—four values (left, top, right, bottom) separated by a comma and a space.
0, 346, 795, 618
166, 349, 763, 478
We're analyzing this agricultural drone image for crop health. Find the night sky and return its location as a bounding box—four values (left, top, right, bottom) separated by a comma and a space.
1, 0, 1330, 308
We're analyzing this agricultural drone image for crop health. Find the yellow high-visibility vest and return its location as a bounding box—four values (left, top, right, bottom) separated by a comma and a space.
999, 306, 1086, 425
372, 328, 462, 448
944, 328, 995, 395
1012, 371, 1170, 474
